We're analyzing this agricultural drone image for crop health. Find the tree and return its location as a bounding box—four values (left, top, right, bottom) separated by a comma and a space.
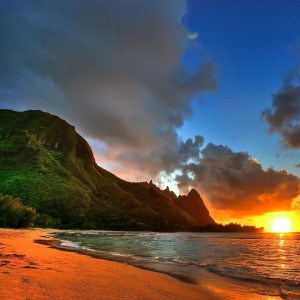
0, 195, 36, 228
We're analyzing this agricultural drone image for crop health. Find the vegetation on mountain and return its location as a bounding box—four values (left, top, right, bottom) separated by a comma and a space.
201, 223, 264, 233
0, 109, 215, 230
0, 195, 36, 228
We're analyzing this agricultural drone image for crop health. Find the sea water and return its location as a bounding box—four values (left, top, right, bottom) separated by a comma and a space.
54, 231, 300, 299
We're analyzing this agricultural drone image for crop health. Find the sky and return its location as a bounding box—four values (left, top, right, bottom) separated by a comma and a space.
1, 0, 300, 229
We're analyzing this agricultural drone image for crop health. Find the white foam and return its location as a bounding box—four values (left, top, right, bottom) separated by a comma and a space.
59, 240, 81, 248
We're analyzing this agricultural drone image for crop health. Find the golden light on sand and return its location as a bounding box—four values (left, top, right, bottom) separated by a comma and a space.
271, 217, 292, 233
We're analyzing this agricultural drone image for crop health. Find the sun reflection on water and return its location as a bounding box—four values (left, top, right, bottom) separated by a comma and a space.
278, 234, 286, 269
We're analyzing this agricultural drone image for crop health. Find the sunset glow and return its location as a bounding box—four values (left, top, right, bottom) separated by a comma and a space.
271, 217, 292, 233
235, 211, 300, 233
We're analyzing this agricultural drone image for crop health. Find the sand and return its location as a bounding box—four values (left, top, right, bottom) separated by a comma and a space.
0, 229, 278, 300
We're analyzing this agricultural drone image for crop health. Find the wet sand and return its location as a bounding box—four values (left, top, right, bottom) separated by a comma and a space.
0, 229, 278, 299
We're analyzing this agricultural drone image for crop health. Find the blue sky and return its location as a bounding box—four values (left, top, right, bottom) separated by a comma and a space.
180, 0, 300, 175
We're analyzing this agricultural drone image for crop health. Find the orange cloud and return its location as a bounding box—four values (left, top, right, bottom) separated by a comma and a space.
176, 143, 299, 217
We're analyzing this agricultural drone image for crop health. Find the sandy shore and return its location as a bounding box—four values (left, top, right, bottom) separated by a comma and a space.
0, 229, 277, 300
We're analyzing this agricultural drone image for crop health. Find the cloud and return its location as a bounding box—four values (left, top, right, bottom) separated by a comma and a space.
0, 0, 218, 180
262, 65, 300, 149
176, 142, 299, 217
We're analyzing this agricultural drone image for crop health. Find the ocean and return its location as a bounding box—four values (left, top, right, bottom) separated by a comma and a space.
53, 231, 300, 299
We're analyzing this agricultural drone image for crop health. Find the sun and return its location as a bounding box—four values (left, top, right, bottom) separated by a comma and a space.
271, 217, 292, 233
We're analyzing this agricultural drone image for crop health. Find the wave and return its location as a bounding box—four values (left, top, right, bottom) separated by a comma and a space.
51, 230, 300, 298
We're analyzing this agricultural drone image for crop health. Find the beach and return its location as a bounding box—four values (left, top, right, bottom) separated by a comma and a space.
0, 229, 280, 300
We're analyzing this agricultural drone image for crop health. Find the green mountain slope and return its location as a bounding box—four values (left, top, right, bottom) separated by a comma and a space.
0, 109, 215, 230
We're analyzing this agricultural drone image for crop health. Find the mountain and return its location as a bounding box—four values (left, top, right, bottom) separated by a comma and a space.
0, 109, 215, 230
175, 189, 215, 225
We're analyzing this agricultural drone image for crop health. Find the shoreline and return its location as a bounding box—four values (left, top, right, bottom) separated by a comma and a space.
34, 237, 199, 285
0, 228, 280, 299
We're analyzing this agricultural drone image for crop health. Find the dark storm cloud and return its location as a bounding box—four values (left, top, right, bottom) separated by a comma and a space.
0, 0, 218, 179
117, 135, 204, 176
262, 66, 300, 148
176, 142, 299, 216
179, 135, 204, 160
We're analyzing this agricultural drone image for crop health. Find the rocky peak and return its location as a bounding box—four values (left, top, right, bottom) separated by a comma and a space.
188, 188, 200, 198
163, 186, 177, 201
175, 189, 215, 225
